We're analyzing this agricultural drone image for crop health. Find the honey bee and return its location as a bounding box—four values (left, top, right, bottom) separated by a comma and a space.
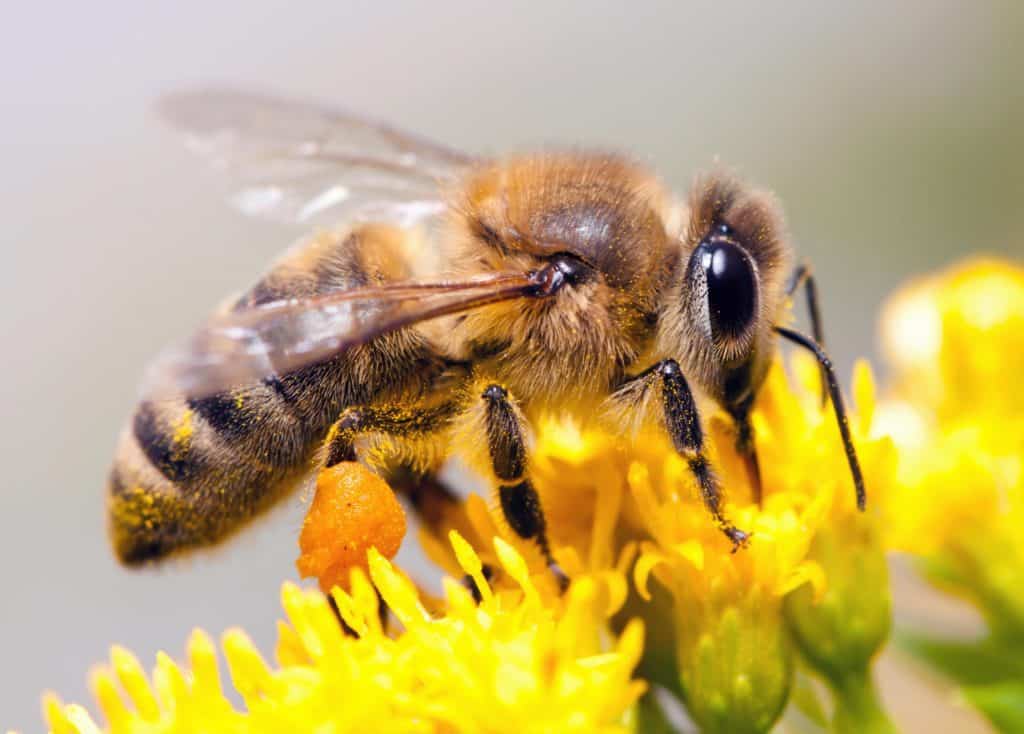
108, 88, 865, 570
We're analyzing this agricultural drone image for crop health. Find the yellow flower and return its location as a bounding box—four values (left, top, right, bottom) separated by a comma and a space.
616, 356, 893, 734
780, 362, 895, 733
45, 536, 646, 734
394, 345, 889, 734
881, 257, 1024, 422
878, 257, 1024, 638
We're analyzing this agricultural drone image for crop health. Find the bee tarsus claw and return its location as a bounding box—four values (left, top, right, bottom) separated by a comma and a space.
726, 527, 751, 552
548, 561, 570, 592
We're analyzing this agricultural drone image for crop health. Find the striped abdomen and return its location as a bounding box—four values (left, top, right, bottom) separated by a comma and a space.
108, 225, 438, 564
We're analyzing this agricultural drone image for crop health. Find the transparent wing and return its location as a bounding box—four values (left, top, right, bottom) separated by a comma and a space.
141, 272, 539, 400
158, 87, 476, 228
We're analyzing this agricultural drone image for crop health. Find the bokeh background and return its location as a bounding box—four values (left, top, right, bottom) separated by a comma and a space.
2, 2, 1022, 731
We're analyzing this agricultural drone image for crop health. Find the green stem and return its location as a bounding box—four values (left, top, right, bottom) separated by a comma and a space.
831, 667, 898, 734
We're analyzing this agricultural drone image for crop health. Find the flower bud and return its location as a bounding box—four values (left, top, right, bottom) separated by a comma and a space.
785, 513, 891, 683
676, 588, 792, 734
785, 512, 895, 734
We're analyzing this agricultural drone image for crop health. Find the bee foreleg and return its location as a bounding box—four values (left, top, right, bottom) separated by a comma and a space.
322, 403, 457, 468
632, 360, 751, 550
480, 385, 565, 583
786, 263, 828, 406
775, 326, 867, 511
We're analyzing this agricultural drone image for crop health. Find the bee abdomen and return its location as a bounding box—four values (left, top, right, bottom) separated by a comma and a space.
111, 342, 435, 565
108, 224, 442, 565
108, 462, 192, 565
111, 393, 300, 564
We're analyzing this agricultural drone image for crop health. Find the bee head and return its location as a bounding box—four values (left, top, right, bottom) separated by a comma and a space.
658, 172, 791, 399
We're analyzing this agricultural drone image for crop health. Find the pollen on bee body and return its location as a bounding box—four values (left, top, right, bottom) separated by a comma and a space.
296, 462, 406, 593
171, 409, 193, 445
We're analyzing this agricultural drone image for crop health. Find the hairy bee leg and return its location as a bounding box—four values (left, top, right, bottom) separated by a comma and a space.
480, 385, 566, 584
787, 263, 828, 406
775, 326, 867, 510
646, 360, 750, 549
322, 403, 457, 468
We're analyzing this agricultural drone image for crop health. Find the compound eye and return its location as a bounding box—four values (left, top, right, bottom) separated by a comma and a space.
692, 239, 758, 339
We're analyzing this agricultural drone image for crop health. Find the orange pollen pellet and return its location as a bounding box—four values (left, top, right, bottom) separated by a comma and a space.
295, 462, 406, 593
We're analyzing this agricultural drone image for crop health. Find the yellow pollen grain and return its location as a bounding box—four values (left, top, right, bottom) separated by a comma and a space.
172, 409, 194, 446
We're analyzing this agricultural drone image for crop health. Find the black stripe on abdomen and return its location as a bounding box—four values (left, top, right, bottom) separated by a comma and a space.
188, 392, 253, 441
132, 401, 205, 483
187, 373, 329, 467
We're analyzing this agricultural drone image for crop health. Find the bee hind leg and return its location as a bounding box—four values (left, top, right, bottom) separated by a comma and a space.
481, 384, 567, 589
320, 394, 566, 589
321, 404, 471, 533
316, 403, 459, 628
322, 403, 457, 468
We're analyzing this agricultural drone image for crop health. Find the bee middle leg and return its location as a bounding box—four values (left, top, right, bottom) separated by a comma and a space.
480, 384, 565, 582
625, 360, 750, 549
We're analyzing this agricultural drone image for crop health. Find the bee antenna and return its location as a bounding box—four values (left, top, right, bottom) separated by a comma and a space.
774, 326, 867, 511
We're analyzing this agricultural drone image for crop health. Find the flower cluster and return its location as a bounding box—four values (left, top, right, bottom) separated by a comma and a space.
878, 259, 1024, 597
46, 538, 644, 734
45, 344, 899, 734
876, 258, 1024, 730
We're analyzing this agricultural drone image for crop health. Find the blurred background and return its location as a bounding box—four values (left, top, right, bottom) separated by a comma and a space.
2, 2, 1022, 730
